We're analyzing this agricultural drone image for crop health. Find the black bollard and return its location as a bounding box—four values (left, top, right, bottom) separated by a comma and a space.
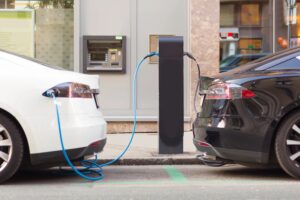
158, 36, 184, 154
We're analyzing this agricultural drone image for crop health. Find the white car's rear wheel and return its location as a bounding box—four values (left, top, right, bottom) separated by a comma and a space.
0, 114, 24, 183
0, 124, 13, 171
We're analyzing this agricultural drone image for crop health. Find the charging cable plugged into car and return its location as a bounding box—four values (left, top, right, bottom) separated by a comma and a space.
44, 52, 159, 181
45, 36, 204, 181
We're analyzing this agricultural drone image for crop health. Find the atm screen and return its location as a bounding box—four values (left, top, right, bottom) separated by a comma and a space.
90, 52, 106, 62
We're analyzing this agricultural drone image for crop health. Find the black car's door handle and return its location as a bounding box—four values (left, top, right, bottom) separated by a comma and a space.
276, 80, 292, 86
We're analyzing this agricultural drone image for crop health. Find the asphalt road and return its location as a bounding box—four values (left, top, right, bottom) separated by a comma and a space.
1, 165, 300, 200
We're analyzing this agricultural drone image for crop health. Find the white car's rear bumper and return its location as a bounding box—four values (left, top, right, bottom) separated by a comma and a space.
27, 112, 107, 165
30, 138, 106, 166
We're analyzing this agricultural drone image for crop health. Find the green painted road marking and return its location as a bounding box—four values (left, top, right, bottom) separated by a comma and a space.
164, 166, 187, 183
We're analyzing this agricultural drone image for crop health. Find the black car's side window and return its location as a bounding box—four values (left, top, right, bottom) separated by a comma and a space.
267, 57, 300, 71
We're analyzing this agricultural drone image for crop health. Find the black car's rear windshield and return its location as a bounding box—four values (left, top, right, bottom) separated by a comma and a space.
226, 47, 300, 73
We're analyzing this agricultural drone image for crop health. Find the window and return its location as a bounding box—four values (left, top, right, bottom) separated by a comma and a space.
0, 0, 74, 70
239, 39, 262, 54
220, 0, 271, 71
267, 57, 300, 71
240, 4, 261, 26
0, 0, 15, 9
220, 4, 235, 27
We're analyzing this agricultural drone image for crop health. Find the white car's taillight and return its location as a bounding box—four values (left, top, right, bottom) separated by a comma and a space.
206, 83, 255, 100
43, 82, 93, 98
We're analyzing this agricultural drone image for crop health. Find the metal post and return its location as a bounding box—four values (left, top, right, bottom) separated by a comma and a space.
272, 0, 276, 53
286, 0, 297, 48
158, 36, 184, 154
287, 0, 291, 48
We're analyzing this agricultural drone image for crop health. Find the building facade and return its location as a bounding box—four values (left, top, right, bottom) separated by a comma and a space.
0, 0, 296, 133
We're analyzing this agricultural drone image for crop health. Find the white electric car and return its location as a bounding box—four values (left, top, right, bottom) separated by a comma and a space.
0, 50, 107, 183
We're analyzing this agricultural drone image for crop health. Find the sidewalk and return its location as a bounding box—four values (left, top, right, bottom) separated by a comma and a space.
96, 132, 203, 165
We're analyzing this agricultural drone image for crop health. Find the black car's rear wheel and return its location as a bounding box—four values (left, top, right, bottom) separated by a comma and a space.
275, 111, 300, 178
0, 114, 24, 183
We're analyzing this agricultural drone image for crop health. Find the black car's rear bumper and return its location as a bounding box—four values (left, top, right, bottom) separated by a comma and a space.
193, 138, 268, 164
30, 138, 107, 166
193, 116, 270, 164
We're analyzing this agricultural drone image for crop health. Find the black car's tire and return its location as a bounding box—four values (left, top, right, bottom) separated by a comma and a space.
275, 111, 300, 179
0, 114, 24, 184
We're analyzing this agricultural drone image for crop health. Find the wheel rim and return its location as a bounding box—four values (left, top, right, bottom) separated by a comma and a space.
0, 124, 13, 172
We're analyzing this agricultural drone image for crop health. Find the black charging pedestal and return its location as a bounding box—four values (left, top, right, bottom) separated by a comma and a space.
158, 36, 184, 154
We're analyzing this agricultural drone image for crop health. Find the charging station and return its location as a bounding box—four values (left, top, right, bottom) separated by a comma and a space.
47, 35, 191, 181
158, 36, 184, 154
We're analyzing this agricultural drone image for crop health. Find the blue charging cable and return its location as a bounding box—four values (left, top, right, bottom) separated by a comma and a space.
49, 52, 159, 181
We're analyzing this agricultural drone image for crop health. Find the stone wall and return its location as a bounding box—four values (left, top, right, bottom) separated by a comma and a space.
190, 0, 220, 77
190, 0, 220, 120
108, 122, 193, 134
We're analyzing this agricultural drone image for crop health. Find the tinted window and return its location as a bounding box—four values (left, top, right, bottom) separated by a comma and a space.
250, 55, 263, 61
220, 56, 237, 68
236, 57, 252, 66
267, 58, 300, 71
220, 55, 263, 70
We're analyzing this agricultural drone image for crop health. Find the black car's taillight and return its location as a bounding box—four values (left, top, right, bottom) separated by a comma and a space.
206, 83, 255, 100
43, 82, 93, 98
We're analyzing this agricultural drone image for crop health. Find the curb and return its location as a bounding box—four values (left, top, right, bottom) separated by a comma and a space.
94, 157, 204, 165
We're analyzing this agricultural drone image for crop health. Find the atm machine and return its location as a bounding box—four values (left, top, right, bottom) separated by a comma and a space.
82, 36, 126, 73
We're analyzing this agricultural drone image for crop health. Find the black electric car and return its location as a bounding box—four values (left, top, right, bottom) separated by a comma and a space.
220, 53, 269, 73
193, 47, 300, 178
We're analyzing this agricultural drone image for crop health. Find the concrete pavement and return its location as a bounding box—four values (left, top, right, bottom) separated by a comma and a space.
4, 165, 299, 200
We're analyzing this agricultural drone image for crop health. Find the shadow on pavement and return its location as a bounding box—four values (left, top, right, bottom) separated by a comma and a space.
5, 169, 87, 185
212, 165, 292, 180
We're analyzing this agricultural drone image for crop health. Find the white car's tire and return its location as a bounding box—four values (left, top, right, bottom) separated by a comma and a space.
0, 113, 24, 183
